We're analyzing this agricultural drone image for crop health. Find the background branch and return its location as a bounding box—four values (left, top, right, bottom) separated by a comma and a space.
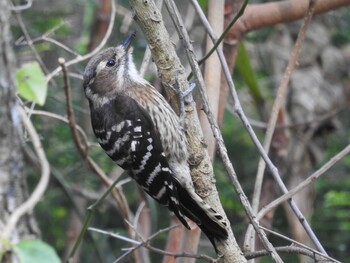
230, 0, 350, 41
248, 0, 323, 254
46, 0, 116, 83
1, 107, 50, 239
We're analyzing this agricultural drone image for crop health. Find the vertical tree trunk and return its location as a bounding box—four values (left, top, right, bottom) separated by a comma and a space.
0, 0, 39, 262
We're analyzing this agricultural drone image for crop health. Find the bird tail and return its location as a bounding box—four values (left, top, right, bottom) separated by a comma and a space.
172, 180, 228, 250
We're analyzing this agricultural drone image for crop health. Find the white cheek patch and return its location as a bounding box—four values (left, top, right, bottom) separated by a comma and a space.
96, 60, 107, 75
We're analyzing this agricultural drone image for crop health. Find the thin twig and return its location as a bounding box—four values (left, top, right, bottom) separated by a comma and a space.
251, 0, 317, 213
132, 201, 146, 240
197, 0, 248, 66
191, 0, 327, 256
187, 0, 249, 80
259, 227, 340, 263
166, 1, 282, 262
68, 176, 123, 261
1, 107, 50, 239
89, 225, 218, 263
225, 104, 345, 131
18, 20, 80, 57
246, 0, 328, 255
113, 224, 180, 262
245, 245, 337, 261
14, 8, 52, 84
258, 143, 350, 222
89, 227, 141, 245
26, 108, 92, 147
43, 36, 81, 57
139, 46, 153, 77
59, 57, 88, 155
46, 0, 116, 83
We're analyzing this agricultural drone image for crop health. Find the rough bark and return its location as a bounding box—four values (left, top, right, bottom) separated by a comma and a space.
0, 0, 39, 261
128, 0, 246, 262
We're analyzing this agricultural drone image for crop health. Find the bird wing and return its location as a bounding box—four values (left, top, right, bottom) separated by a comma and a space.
90, 95, 193, 229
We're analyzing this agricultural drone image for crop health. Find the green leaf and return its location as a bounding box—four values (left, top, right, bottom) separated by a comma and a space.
197, 0, 208, 10
236, 42, 263, 102
16, 62, 47, 106
13, 239, 61, 263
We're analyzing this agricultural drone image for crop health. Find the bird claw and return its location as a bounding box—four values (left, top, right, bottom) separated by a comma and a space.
171, 73, 196, 118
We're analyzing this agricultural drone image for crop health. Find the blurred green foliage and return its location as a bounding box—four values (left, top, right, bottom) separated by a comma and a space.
13, 240, 61, 263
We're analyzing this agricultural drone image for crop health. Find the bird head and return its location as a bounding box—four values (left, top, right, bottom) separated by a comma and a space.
83, 32, 138, 98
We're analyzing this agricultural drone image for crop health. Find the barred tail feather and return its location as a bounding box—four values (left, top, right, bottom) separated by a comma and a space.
172, 180, 228, 249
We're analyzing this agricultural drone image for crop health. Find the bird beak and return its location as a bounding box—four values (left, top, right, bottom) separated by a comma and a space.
122, 31, 136, 51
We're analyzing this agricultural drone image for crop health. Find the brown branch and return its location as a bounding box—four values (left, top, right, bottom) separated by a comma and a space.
230, 0, 350, 41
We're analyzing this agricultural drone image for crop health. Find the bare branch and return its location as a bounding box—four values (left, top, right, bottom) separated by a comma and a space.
231, 0, 350, 40
258, 227, 340, 263
1, 107, 50, 239
245, 1, 328, 256
17, 20, 81, 57
89, 226, 218, 263
252, 0, 317, 214
245, 246, 336, 261
196, 0, 248, 67
46, 0, 116, 83
190, 1, 286, 262
26, 109, 93, 147
258, 143, 350, 222
14, 9, 51, 81
191, 0, 326, 256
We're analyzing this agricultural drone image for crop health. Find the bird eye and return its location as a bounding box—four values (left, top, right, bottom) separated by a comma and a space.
106, 59, 116, 67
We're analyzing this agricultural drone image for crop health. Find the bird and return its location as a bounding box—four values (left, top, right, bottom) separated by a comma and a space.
83, 32, 228, 250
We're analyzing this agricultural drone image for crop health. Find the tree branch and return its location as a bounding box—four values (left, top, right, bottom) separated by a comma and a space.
46, 0, 116, 83
1, 107, 50, 239
248, 0, 323, 253
128, 0, 247, 262
89, 226, 218, 263
258, 143, 350, 223
230, 0, 350, 41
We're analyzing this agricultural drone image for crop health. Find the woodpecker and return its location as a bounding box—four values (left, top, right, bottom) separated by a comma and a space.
83, 32, 228, 249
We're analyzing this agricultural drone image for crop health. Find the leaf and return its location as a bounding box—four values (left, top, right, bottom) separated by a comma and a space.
16, 62, 47, 106
236, 42, 263, 102
13, 239, 61, 263
197, 0, 208, 10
